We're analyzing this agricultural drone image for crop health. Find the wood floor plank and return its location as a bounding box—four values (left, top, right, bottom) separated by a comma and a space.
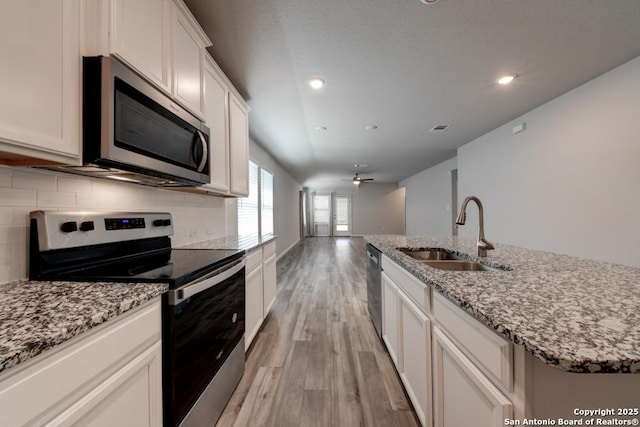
266, 340, 310, 426
299, 389, 332, 427
304, 320, 331, 390
235, 366, 282, 427
355, 350, 398, 427
330, 321, 364, 427
216, 237, 418, 426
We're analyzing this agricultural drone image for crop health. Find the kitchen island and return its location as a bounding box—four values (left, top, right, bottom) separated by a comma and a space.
365, 235, 640, 427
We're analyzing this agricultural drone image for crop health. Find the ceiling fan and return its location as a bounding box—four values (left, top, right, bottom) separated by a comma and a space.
345, 173, 374, 186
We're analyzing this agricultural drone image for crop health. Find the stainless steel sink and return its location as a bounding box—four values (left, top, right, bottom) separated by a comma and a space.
421, 260, 505, 272
398, 247, 507, 272
398, 248, 459, 261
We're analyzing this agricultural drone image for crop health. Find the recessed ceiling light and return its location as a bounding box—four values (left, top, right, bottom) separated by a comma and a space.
309, 77, 325, 90
420, 0, 441, 4
315, 126, 327, 131
497, 74, 517, 85
365, 125, 378, 131
354, 163, 368, 168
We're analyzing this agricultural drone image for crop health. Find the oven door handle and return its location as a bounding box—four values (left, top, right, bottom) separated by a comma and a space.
168, 258, 245, 306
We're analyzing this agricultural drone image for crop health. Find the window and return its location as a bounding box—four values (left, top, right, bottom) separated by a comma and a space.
237, 160, 274, 238
260, 168, 274, 236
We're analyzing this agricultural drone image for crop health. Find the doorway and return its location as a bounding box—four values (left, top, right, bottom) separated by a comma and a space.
333, 195, 352, 237
311, 193, 352, 237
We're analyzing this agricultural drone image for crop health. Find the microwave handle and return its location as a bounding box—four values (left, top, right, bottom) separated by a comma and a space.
192, 130, 208, 172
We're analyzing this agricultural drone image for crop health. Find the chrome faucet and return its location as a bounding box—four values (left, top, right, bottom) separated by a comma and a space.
456, 196, 495, 257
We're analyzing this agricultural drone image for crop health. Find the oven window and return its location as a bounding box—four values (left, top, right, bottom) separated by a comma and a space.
164, 266, 245, 425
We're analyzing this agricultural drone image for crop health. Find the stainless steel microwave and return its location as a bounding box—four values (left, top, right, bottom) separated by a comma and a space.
49, 56, 210, 187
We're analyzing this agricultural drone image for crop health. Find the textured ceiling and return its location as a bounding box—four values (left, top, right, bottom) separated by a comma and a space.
184, 0, 640, 188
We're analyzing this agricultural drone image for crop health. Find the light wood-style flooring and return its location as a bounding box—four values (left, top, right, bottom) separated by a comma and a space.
216, 237, 419, 427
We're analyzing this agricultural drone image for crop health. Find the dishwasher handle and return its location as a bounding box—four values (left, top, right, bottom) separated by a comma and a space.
168, 258, 245, 306
367, 251, 379, 265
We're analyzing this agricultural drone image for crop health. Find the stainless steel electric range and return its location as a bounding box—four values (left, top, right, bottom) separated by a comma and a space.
29, 211, 246, 427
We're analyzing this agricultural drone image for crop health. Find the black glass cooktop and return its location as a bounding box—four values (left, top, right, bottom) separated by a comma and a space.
57, 248, 245, 288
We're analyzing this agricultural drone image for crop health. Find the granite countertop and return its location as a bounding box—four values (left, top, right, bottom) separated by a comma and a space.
179, 233, 277, 252
364, 235, 640, 374
0, 280, 168, 375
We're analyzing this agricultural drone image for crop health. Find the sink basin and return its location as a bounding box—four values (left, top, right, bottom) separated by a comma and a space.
398, 248, 459, 261
398, 247, 508, 272
422, 260, 505, 272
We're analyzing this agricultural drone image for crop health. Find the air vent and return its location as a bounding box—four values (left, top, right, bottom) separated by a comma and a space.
430, 125, 449, 132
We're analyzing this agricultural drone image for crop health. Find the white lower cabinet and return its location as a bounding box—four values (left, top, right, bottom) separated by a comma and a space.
245, 254, 264, 350
244, 240, 277, 351
432, 326, 512, 427
399, 292, 432, 427
262, 253, 277, 315
0, 301, 162, 427
381, 272, 400, 367
381, 267, 431, 426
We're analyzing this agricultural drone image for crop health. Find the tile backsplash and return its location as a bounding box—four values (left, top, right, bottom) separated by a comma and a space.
0, 165, 231, 284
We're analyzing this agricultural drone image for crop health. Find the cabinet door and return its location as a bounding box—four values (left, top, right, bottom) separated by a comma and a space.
245, 265, 264, 351
381, 272, 400, 368
0, 0, 81, 165
110, 0, 171, 93
202, 55, 230, 193
399, 292, 432, 427
263, 253, 277, 315
228, 93, 250, 196
48, 342, 163, 426
171, 0, 208, 119
433, 326, 512, 427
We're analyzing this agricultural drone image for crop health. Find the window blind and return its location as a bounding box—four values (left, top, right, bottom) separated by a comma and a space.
237, 160, 259, 238
237, 161, 275, 238
260, 168, 274, 237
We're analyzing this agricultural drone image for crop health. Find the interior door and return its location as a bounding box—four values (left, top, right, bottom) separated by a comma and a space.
333, 195, 352, 236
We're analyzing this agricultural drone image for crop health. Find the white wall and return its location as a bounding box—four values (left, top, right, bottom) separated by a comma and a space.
401, 157, 457, 236
0, 166, 229, 284
457, 56, 640, 267
246, 139, 302, 257
308, 182, 405, 236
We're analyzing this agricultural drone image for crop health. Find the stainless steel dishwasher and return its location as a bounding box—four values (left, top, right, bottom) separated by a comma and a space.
366, 243, 382, 339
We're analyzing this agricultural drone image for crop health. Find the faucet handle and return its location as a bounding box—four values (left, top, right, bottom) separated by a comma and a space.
478, 237, 495, 250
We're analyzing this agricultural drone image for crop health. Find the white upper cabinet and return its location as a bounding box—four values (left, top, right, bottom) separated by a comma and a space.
201, 53, 251, 197
171, 0, 209, 119
85, 0, 210, 119
202, 54, 230, 193
109, 0, 171, 92
228, 93, 250, 196
0, 0, 81, 165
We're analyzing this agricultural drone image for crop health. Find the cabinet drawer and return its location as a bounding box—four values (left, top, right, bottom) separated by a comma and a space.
433, 293, 512, 391
246, 247, 263, 272
382, 255, 431, 315
262, 240, 276, 259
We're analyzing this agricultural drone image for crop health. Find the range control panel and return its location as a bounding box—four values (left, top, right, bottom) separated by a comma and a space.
30, 211, 174, 251
105, 217, 147, 230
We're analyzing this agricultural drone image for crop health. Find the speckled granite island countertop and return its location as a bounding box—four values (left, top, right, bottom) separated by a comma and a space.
364, 235, 640, 374
178, 233, 277, 251
0, 281, 167, 374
